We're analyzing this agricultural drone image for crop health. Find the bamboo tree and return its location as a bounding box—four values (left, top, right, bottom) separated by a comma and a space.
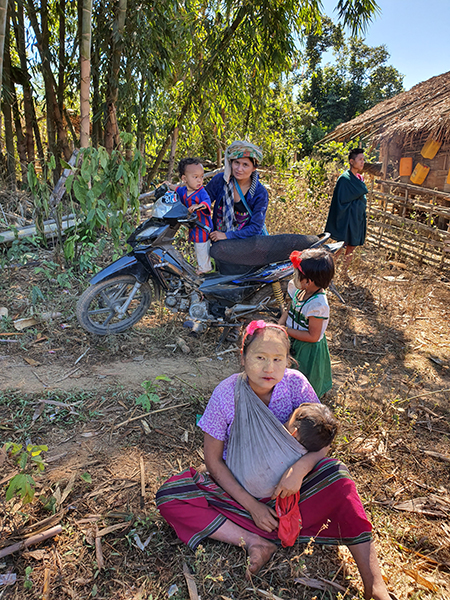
80, 0, 92, 148
11, 85, 28, 181
147, 1, 250, 181
58, 0, 65, 114
104, 0, 127, 153
12, 0, 35, 164
146, 0, 380, 180
166, 127, 179, 181
0, 0, 7, 102
1, 14, 16, 188
26, 0, 71, 161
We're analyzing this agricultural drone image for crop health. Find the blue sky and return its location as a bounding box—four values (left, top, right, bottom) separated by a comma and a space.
319, 0, 450, 90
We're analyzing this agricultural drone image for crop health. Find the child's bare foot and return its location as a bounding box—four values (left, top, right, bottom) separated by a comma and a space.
245, 539, 277, 578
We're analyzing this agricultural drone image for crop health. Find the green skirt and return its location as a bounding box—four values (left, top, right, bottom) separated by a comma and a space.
291, 335, 332, 398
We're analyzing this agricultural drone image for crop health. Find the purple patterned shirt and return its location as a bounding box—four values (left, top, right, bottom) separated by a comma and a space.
198, 369, 319, 457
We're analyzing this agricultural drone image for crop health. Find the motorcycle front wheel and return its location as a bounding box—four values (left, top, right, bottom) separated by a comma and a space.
76, 275, 153, 335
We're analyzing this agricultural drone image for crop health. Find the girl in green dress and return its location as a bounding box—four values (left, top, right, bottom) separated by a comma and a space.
279, 248, 335, 398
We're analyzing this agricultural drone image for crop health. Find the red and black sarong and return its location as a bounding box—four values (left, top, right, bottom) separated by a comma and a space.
156, 458, 372, 550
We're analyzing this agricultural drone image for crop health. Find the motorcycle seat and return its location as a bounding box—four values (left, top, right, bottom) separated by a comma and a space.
210, 234, 320, 275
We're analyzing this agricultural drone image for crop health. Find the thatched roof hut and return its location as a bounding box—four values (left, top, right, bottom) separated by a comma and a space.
321, 71, 450, 193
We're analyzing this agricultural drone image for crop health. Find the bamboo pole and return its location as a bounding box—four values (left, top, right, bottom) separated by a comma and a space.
0, 525, 62, 559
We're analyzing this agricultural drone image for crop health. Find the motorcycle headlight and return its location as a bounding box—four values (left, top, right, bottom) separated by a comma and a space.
135, 226, 161, 240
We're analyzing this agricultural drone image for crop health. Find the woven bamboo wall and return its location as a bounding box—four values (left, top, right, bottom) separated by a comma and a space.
366, 179, 450, 270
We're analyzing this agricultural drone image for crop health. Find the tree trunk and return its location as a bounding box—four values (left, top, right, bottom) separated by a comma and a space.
136, 75, 145, 156
40, 0, 57, 161
58, 0, 65, 114
147, 3, 249, 182
104, 0, 127, 154
0, 0, 8, 103
11, 84, 28, 182
31, 95, 46, 171
1, 16, 16, 189
124, 60, 132, 159
91, 39, 100, 148
166, 127, 179, 182
26, 0, 71, 161
80, 0, 92, 148
12, 0, 35, 163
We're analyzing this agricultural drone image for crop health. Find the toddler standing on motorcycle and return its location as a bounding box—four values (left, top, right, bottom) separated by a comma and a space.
279, 248, 334, 398
167, 158, 213, 274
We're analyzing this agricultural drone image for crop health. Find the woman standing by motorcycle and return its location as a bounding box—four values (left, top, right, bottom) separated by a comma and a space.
207, 141, 269, 242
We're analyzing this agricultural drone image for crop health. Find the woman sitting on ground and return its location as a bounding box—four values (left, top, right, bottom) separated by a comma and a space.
206, 140, 269, 242
156, 321, 392, 600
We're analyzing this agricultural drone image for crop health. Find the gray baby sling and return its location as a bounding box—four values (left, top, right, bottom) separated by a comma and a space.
226, 374, 307, 499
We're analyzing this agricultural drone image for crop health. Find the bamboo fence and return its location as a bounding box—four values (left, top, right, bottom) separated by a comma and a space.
366, 179, 450, 270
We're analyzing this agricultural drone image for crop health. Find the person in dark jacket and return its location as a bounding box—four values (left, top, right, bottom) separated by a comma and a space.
206, 141, 269, 241
325, 148, 368, 275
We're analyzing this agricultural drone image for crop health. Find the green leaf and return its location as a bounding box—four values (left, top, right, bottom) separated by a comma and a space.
60, 159, 72, 170
31, 285, 45, 305
65, 174, 75, 194
81, 472, 92, 483
18, 452, 28, 470
98, 148, 108, 170
96, 208, 108, 227
5, 442, 22, 456
81, 159, 93, 183
135, 394, 152, 412
115, 164, 125, 181
6, 473, 35, 503
73, 178, 88, 203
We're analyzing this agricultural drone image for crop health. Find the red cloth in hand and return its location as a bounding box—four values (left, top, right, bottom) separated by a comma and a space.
276, 492, 302, 547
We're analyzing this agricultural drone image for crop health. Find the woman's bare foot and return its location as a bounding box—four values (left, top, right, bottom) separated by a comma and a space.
245, 539, 277, 578
208, 519, 277, 579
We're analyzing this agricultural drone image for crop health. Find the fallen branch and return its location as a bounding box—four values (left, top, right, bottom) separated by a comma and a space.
183, 563, 199, 600
74, 347, 90, 365
423, 450, 450, 463
95, 526, 105, 570
42, 568, 51, 600
51, 367, 81, 385
216, 346, 238, 356
405, 388, 450, 402
31, 370, 48, 388
0, 525, 62, 559
114, 402, 190, 430
140, 457, 146, 508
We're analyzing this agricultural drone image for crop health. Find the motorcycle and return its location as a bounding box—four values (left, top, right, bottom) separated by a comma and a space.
76, 186, 343, 337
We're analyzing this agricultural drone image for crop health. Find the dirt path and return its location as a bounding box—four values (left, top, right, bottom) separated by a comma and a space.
0, 354, 236, 393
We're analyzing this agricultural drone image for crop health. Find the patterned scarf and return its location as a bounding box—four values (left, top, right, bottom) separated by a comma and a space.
223, 140, 263, 183
221, 171, 259, 232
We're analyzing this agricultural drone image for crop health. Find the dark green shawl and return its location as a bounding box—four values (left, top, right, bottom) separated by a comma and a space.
325, 170, 368, 246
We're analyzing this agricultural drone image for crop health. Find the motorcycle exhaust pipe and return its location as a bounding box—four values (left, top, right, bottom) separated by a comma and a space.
225, 297, 272, 319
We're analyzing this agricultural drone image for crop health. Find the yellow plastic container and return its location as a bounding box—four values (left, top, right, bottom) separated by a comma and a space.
410, 163, 430, 185
447, 168, 450, 185
420, 138, 441, 159
399, 157, 413, 176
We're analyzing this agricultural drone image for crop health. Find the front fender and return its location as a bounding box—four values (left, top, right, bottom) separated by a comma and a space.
90, 254, 150, 285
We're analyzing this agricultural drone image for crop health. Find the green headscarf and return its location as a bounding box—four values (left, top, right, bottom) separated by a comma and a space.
223, 140, 263, 183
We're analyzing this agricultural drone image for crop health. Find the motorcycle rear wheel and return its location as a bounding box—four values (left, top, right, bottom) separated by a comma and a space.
76, 275, 153, 335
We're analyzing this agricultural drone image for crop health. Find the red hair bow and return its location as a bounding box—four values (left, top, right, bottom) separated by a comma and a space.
289, 251, 303, 273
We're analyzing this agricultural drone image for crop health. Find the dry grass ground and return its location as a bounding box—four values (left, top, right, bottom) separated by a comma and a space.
1, 169, 449, 599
